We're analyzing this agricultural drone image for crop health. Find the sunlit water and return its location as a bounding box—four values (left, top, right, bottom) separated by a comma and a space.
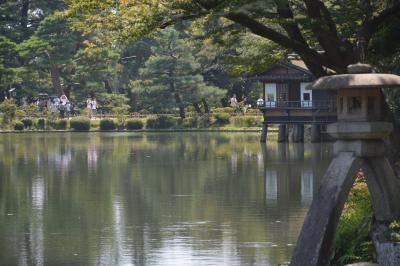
0, 132, 333, 266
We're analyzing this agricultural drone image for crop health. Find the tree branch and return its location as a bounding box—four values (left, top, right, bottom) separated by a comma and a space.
303, 0, 353, 71
224, 12, 332, 69
365, 2, 400, 33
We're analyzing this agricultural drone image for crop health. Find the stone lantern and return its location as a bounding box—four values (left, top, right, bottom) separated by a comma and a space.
290, 64, 400, 266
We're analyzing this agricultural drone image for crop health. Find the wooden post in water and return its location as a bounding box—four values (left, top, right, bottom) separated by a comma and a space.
311, 124, 321, 143
278, 124, 288, 142
260, 122, 268, 143
290, 64, 400, 266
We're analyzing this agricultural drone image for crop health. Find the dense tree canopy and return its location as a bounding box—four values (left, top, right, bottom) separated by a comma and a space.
1, 0, 400, 114
65, 0, 400, 77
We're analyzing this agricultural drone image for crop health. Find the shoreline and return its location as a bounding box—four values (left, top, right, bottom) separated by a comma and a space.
0, 128, 277, 134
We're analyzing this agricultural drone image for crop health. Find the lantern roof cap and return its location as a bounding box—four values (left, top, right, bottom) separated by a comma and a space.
307, 63, 400, 90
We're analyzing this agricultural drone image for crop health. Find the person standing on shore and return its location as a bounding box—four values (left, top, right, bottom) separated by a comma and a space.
65, 101, 71, 119
91, 97, 97, 119
86, 97, 92, 118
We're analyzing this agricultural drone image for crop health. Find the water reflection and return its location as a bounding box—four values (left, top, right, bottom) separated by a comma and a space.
0, 133, 332, 265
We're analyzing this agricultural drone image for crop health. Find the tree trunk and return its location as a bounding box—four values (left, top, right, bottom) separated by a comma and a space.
174, 93, 185, 119
202, 98, 210, 113
49, 65, 63, 96
192, 102, 202, 114
104, 80, 113, 93
20, 0, 29, 39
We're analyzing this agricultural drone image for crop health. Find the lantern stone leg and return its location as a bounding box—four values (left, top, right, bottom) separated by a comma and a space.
290, 152, 363, 266
363, 157, 400, 221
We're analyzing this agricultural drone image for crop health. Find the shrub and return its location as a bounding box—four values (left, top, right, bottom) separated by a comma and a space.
14, 121, 24, 131
231, 116, 263, 127
126, 119, 144, 130
115, 120, 125, 130
90, 120, 100, 129
182, 117, 198, 128
21, 118, 33, 128
246, 108, 262, 115
213, 113, 230, 125
245, 116, 263, 127
37, 118, 46, 129
100, 119, 116, 130
198, 114, 211, 128
16, 109, 26, 117
54, 119, 67, 130
25, 104, 38, 117
213, 107, 233, 113
231, 116, 246, 127
70, 117, 90, 131
146, 115, 178, 129
0, 99, 17, 125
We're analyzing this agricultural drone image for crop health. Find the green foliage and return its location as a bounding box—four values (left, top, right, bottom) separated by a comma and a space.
15, 109, 26, 117
131, 27, 226, 117
14, 121, 24, 131
198, 114, 211, 128
90, 119, 100, 129
70, 117, 90, 131
0, 36, 18, 95
182, 116, 198, 128
37, 118, 46, 129
98, 93, 130, 113
146, 115, 178, 129
100, 119, 116, 130
25, 104, 38, 117
21, 118, 33, 128
331, 179, 373, 265
213, 107, 233, 114
126, 119, 144, 130
389, 220, 400, 242
0, 100, 17, 125
231, 116, 263, 127
246, 108, 262, 115
213, 113, 230, 125
54, 119, 68, 130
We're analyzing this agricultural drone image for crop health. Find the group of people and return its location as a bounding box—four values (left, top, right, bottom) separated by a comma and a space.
230, 94, 265, 108
36, 94, 74, 118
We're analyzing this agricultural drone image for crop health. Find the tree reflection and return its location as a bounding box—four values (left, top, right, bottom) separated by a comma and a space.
0, 133, 333, 266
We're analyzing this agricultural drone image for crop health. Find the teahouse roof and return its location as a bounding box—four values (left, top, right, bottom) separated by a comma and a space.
250, 62, 315, 82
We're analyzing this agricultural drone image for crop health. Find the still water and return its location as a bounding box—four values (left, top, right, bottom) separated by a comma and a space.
0, 132, 333, 266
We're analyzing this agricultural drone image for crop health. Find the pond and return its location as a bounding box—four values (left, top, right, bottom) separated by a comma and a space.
0, 132, 333, 266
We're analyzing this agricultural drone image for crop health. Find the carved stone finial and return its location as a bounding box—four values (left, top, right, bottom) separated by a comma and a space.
347, 63, 373, 74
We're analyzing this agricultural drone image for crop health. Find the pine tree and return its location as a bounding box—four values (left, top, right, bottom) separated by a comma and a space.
132, 28, 225, 118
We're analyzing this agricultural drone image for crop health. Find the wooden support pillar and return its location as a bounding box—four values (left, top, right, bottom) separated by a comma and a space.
293, 124, 304, 143
278, 124, 288, 143
260, 123, 268, 143
311, 124, 321, 143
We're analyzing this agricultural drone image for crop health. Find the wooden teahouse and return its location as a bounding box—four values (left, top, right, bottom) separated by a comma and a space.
252, 61, 337, 142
